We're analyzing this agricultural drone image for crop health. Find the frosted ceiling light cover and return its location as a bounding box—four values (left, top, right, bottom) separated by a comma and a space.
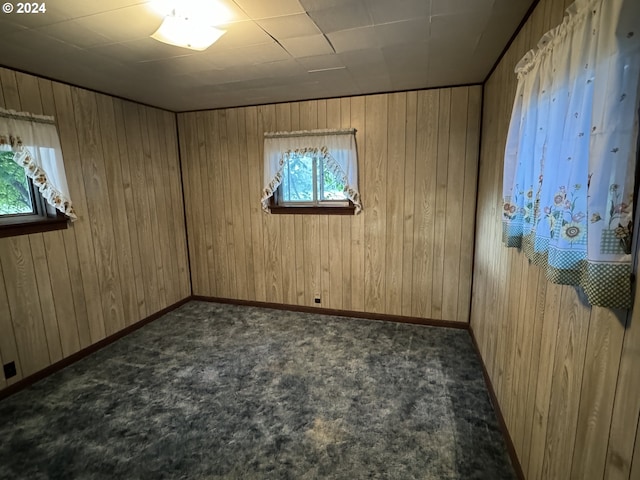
151, 15, 226, 51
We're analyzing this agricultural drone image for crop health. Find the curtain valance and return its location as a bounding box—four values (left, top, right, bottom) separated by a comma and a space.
261, 128, 361, 213
0, 108, 76, 220
502, 0, 639, 308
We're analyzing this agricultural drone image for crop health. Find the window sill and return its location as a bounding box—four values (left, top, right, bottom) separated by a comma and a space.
0, 213, 69, 239
269, 205, 356, 215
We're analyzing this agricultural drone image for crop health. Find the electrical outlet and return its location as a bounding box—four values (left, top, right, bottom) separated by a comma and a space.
314, 295, 321, 304
3, 361, 16, 379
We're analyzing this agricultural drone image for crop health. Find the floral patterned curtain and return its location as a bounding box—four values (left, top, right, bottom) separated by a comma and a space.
502, 0, 639, 308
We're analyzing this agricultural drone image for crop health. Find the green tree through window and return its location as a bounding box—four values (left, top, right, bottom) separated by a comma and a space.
279, 153, 347, 205
0, 151, 33, 215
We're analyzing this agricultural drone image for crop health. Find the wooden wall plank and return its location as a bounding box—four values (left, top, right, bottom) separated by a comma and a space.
51, 82, 92, 348
95, 94, 138, 327
541, 288, 589, 480
0, 349, 5, 390
339, 97, 352, 311
431, 88, 451, 319
38, 78, 82, 355
384, 92, 405, 316
442, 87, 468, 320
349, 96, 366, 312
604, 301, 640, 480
138, 106, 167, 308
300, 101, 320, 307
317, 99, 331, 309
259, 104, 283, 304
412, 90, 439, 318
217, 110, 239, 298
160, 111, 190, 299
41, 230, 80, 356
28, 236, 63, 364
235, 108, 256, 301
0, 236, 50, 376
364, 94, 387, 313
146, 108, 177, 306
0, 260, 24, 385
327, 98, 343, 311
571, 308, 626, 480
195, 111, 215, 296
227, 106, 251, 299
123, 101, 161, 315
275, 103, 297, 305
290, 102, 306, 306
457, 86, 481, 322
401, 91, 417, 317
72, 88, 125, 337
114, 101, 147, 319
244, 106, 267, 302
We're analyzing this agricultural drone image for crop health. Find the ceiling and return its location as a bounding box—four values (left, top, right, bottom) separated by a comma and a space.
0, 0, 535, 112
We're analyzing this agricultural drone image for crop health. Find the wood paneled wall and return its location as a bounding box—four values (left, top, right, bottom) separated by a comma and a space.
178, 87, 482, 323
470, 0, 640, 478
0, 67, 190, 392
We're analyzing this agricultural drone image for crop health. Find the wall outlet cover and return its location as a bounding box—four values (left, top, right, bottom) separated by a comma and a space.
3, 361, 17, 379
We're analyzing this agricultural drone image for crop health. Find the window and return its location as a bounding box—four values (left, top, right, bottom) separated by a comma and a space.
261, 129, 362, 215
0, 108, 76, 238
276, 149, 348, 207
0, 150, 37, 216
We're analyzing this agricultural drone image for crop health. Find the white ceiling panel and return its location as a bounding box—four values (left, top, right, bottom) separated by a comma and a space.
112, 37, 198, 63
304, 2, 373, 33
367, 0, 430, 24
430, 11, 491, 39
431, 0, 495, 16
211, 21, 274, 50
0, 0, 535, 111
374, 18, 430, 46
37, 21, 114, 48
296, 54, 345, 72
327, 26, 377, 53
213, 42, 291, 68
339, 49, 387, 74
232, 0, 305, 19
257, 13, 321, 39
53, 0, 149, 19
280, 35, 334, 58
70, 4, 163, 43
0, 16, 29, 37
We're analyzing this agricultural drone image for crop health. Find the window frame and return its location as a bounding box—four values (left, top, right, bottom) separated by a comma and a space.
0, 152, 69, 238
271, 151, 355, 215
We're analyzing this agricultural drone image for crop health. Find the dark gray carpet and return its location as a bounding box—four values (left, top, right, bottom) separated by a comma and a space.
0, 301, 516, 479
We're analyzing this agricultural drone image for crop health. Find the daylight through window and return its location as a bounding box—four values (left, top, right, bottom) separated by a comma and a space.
0, 150, 36, 215
261, 128, 361, 214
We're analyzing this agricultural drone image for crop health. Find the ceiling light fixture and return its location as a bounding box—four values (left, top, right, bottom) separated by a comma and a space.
149, 0, 231, 51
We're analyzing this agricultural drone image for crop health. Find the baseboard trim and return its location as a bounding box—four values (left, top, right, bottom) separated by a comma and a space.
192, 295, 469, 330
0, 297, 191, 401
468, 325, 525, 480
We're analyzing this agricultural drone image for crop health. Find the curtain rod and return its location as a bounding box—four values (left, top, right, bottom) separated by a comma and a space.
264, 128, 356, 138
0, 108, 56, 125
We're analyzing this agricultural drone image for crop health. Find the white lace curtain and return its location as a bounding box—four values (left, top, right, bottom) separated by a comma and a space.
0, 108, 76, 220
502, 0, 640, 308
261, 128, 362, 213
